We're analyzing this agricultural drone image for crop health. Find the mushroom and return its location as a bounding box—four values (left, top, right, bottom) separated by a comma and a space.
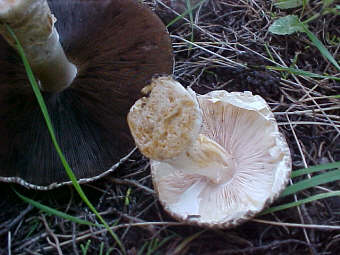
128, 76, 291, 227
0, 0, 173, 189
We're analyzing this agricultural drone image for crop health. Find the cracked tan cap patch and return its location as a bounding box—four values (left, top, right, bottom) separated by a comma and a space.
127, 76, 202, 161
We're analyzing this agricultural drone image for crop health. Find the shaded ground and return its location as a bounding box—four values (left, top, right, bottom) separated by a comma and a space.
0, 0, 339, 254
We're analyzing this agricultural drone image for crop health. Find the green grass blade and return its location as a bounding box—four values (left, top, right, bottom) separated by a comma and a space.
186, 0, 194, 26
264, 43, 275, 62
137, 242, 148, 255
260, 191, 340, 215
173, 231, 205, 254
166, 0, 207, 28
281, 169, 340, 197
291, 161, 340, 178
156, 235, 176, 251
301, 23, 340, 71
5, 25, 125, 254
186, 0, 195, 51
14, 189, 101, 226
80, 240, 91, 255
266, 66, 340, 81
148, 235, 175, 255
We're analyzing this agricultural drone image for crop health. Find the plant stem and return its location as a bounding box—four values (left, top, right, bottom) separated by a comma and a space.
0, 0, 77, 92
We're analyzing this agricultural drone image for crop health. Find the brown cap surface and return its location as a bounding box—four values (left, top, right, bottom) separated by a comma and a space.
0, 0, 173, 189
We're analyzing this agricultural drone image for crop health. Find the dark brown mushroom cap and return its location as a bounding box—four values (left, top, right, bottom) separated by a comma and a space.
0, 0, 173, 189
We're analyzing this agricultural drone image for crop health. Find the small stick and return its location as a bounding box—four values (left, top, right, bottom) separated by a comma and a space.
8, 231, 11, 255
40, 215, 63, 255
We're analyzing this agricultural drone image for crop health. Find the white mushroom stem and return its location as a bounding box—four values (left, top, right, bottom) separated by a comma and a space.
0, 0, 77, 92
128, 76, 235, 184
165, 134, 235, 184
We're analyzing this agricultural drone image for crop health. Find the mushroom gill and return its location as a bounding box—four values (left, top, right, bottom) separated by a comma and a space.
151, 90, 291, 227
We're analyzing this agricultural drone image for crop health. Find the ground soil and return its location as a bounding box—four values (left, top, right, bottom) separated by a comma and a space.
0, 0, 339, 254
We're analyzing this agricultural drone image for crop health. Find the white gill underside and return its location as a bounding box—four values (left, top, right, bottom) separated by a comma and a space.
152, 91, 291, 225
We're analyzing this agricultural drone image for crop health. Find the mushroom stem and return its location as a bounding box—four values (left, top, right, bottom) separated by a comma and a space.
165, 134, 235, 184
0, 0, 77, 92
128, 76, 236, 185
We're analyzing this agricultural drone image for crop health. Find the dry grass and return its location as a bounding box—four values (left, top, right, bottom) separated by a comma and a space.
0, 0, 339, 254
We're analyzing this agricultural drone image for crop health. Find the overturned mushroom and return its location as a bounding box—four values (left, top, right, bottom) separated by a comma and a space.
0, 0, 173, 189
128, 76, 291, 227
